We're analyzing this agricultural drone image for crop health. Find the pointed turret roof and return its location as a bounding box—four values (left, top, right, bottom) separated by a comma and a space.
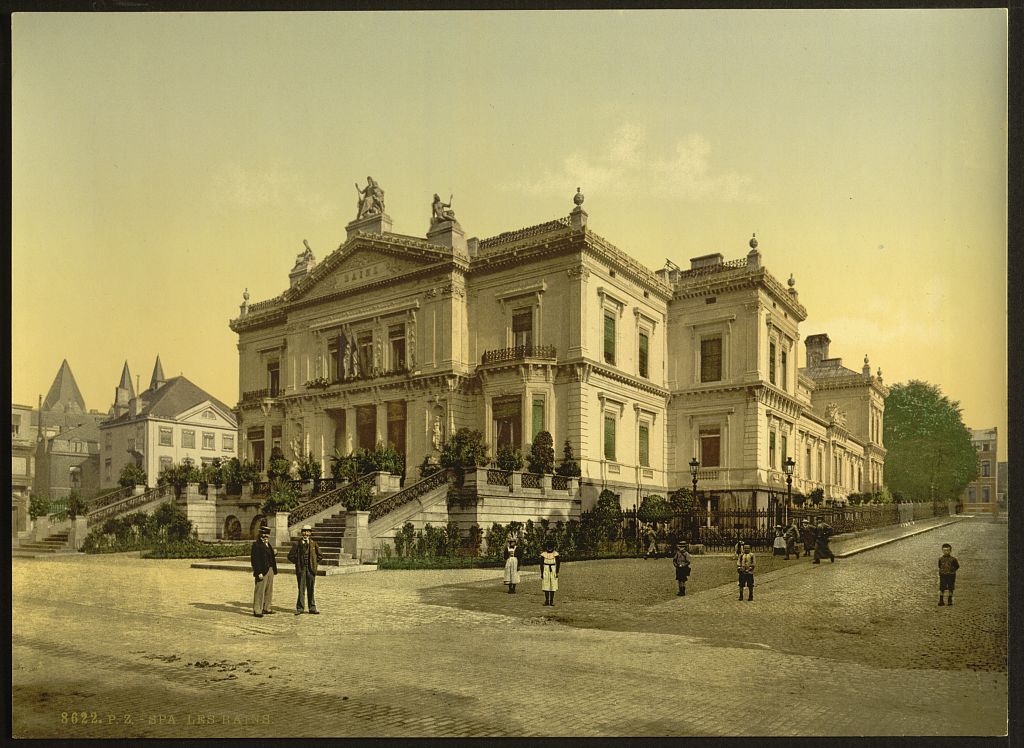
149, 355, 166, 391
117, 361, 136, 398
42, 359, 87, 413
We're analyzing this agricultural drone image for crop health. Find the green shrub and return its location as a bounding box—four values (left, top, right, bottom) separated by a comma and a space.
261, 478, 302, 515
417, 455, 443, 480
143, 540, 251, 559
66, 491, 90, 519
494, 444, 524, 472
342, 480, 374, 511
81, 502, 194, 553
555, 439, 582, 478
266, 447, 290, 481
29, 495, 50, 521
439, 428, 490, 481
297, 453, 323, 481
809, 487, 825, 506
394, 522, 416, 557
637, 493, 671, 524
118, 463, 147, 488
527, 430, 555, 474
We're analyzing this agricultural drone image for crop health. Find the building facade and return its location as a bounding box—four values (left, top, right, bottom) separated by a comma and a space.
98, 357, 238, 489
11, 403, 36, 534
960, 427, 999, 513
231, 185, 887, 511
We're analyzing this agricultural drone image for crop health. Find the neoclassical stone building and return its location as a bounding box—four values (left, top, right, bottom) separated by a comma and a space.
231, 184, 886, 512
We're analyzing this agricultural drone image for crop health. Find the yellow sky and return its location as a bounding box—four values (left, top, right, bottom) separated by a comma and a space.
11, 10, 1008, 459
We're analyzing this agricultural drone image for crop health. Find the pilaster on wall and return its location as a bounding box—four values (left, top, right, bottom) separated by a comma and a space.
743, 396, 762, 475
567, 380, 588, 476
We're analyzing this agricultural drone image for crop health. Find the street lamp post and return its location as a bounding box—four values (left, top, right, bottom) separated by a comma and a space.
689, 458, 702, 540
783, 456, 795, 526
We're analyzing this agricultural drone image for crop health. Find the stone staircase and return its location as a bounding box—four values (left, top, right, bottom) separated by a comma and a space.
277, 511, 360, 568
12, 531, 74, 558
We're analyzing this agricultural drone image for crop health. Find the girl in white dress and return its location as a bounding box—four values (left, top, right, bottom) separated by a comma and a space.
503, 538, 522, 593
539, 539, 561, 606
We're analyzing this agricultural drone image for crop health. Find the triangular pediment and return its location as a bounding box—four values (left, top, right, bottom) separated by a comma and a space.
286, 240, 453, 303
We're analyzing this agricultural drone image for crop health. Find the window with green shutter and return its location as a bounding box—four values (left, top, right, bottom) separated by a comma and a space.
604, 313, 616, 365
532, 398, 544, 441
638, 423, 649, 467
604, 416, 616, 460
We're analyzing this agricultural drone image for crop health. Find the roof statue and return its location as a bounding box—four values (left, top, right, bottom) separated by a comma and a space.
431, 193, 457, 225
355, 176, 385, 219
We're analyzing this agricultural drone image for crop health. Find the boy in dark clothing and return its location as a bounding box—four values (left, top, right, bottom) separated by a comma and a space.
800, 520, 816, 557
938, 543, 960, 606
737, 543, 755, 601
673, 542, 692, 596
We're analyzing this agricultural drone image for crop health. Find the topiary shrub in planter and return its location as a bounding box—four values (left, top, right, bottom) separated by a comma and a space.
555, 439, 582, 478
527, 430, 555, 475
266, 447, 290, 481
494, 444, 524, 472
260, 478, 302, 515
809, 487, 825, 506
439, 428, 490, 484
342, 480, 374, 511
297, 453, 322, 481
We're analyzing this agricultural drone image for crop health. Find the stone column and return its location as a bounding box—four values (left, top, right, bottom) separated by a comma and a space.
268, 512, 291, 550
343, 510, 371, 562
183, 483, 217, 540
69, 515, 89, 551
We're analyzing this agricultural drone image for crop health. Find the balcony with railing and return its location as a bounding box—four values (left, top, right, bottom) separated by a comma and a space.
480, 344, 557, 366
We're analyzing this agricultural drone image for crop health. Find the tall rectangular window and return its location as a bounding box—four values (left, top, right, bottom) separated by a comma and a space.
805, 447, 812, 478
159, 427, 173, 447
781, 434, 788, 463
182, 430, 196, 449
357, 333, 373, 376
982, 461, 991, 477
982, 486, 991, 503
493, 396, 522, 449
223, 434, 235, 452
638, 330, 649, 379
159, 456, 173, 473
386, 400, 407, 460
512, 310, 533, 349
781, 350, 788, 391
248, 428, 265, 471
356, 405, 377, 451
769, 341, 777, 385
202, 432, 215, 450
267, 361, 280, 396
700, 337, 722, 382
603, 313, 616, 365
532, 398, 545, 441
328, 340, 340, 381
12, 415, 20, 437
769, 431, 776, 469
817, 451, 823, 481
389, 325, 406, 371
638, 423, 650, 467
104, 459, 112, 482
604, 415, 616, 460
699, 427, 721, 467
105, 432, 112, 452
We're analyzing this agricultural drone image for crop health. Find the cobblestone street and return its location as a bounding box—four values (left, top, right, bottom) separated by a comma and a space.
11, 516, 1006, 738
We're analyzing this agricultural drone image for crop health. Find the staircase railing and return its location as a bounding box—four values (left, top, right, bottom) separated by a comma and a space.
87, 485, 135, 512
87, 484, 175, 527
287, 473, 379, 528
368, 469, 451, 523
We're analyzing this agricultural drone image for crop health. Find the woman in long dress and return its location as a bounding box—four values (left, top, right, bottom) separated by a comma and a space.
503, 538, 522, 593
539, 539, 561, 606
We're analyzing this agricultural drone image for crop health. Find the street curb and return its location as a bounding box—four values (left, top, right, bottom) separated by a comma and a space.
833, 517, 963, 558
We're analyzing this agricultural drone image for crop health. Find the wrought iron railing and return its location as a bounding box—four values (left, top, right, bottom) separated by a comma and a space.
314, 478, 338, 494
479, 217, 571, 250
551, 475, 569, 491
521, 472, 542, 489
481, 344, 556, 365
251, 480, 272, 496
87, 484, 175, 527
88, 485, 135, 512
486, 469, 511, 487
287, 473, 378, 527
368, 469, 451, 524
241, 388, 269, 403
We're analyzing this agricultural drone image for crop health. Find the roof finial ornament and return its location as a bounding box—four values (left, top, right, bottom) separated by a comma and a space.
749, 233, 758, 250
240, 288, 250, 318
863, 355, 871, 377
573, 187, 585, 208
787, 273, 796, 288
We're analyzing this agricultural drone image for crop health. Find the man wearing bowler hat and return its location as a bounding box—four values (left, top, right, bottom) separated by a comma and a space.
287, 525, 324, 614
250, 525, 277, 618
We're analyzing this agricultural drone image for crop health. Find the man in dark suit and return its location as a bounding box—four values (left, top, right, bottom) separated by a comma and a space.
250, 525, 277, 618
287, 525, 324, 614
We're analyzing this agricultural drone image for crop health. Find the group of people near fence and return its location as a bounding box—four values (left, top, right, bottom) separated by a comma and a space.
771, 519, 836, 564
502, 537, 561, 606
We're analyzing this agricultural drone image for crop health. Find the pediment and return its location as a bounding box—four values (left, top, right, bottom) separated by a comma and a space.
287, 243, 450, 303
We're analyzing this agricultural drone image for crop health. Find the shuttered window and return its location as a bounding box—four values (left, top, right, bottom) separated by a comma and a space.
604, 313, 616, 365
604, 416, 616, 460
638, 423, 649, 467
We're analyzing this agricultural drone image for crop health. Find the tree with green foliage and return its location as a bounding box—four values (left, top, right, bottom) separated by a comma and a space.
118, 463, 147, 488
555, 439, 582, 478
809, 487, 825, 506
260, 478, 302, 515
29, 494, 50, 521
439, 428, 490, 482
669, 486, 700, 542
266, 446, 290, 481
527, 430, 555, 474
637, 493, 671, 525
883, 381, 978, 502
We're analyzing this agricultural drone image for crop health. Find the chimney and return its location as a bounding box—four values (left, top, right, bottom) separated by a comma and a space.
804, 334, 831, 368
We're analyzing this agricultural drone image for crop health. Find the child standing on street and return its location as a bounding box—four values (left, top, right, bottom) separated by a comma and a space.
737, 543, 756, 601
540, 539, 561, 606
673, 541, 692, 596
938, 543, 960, 606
